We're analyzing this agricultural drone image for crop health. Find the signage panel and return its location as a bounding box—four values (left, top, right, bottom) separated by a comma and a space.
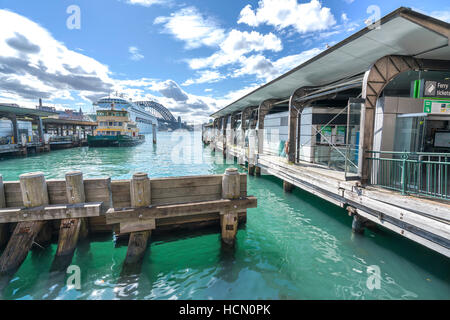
423, 100, 450, 114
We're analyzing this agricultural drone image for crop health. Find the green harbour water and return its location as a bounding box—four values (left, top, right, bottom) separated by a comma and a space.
0, 132, 449, 300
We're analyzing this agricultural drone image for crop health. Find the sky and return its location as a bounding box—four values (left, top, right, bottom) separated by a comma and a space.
0, 0, 449, 123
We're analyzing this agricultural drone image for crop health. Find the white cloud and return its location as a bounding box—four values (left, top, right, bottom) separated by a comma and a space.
154, 7, 226, 49
238, 0, 336, 34
341, 13, 349, 23
430, 10, 450, 22
234, 47, 323, 81
129, 46, 144, 61
188, 29, 282, 70
125, 0, 166, 7
0, 9, 114, 105
0, 10, 221, 124
182, 70, 225, 86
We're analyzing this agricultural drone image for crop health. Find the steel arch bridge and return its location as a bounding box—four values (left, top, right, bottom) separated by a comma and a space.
135, 100, 177, 123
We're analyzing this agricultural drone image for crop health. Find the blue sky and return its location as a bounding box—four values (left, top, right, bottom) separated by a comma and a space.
0, 0, 449, 122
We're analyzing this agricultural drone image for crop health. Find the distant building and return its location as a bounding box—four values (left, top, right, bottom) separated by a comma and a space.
36, 99, 86, 121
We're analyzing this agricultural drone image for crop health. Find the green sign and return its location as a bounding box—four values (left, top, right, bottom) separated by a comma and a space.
424, 100, 450, 114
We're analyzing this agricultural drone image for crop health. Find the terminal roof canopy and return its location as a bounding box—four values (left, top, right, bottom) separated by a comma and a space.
211, 7, 450, 118
0, 104, 58, 118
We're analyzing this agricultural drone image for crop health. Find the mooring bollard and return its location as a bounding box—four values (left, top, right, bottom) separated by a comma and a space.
125, 172, 152, 265
0, 172, 49, 275
0, 175, 7, 249
55, 171, 88, 259
221, 168, 240, 246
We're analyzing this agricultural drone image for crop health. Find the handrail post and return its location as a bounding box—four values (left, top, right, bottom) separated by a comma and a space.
401, 153, 408, 195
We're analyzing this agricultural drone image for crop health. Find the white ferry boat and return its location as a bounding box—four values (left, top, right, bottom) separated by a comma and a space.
93, 95, 158, 134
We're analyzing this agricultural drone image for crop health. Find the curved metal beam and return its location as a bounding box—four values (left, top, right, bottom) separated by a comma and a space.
360, 55, 450, 182
287, 87, 313, 163
257, 99, 279, 154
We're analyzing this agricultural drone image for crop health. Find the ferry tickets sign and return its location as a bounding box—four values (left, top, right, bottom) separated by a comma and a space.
423, 80, 450, 98
423, 100, 450, 114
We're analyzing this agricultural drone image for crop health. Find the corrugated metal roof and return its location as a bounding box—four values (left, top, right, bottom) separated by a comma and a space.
211, 7, 450, 118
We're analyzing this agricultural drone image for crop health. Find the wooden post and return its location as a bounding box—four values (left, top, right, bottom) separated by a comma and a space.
283, 180, 294, 193
248, 164, 255, 176
347, 206, 365, 234
0, 175, 8, 249
55, 171, 88, 259
220, 168, 240, 246
255, 166, 261, 176
0, 172, 49, 275
352, 215, 366, 234
125, 172, 151, 265
152, 124, 157, 144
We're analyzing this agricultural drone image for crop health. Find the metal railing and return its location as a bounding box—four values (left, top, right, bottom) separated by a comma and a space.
367, 151, 450, 200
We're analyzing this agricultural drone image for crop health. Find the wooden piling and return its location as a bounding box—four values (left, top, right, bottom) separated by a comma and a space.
220, 168, 240, 246
0, 172, 49, 275
283, 181, 294, 193
248, 164, 255, 176
255, 166, 261, 176
55, 171, 87, 259
0, 175, 8, 249
124, 172, 152, 265
351, 214, 366, 234
152, 124, 157, 144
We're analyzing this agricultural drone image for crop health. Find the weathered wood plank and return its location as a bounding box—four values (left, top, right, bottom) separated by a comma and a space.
0, 202, 102, 223
152, 184, 222, 198
120, 219, 155, 234
111, 180, 131, 207
106, 197, 257, 224
124, 172, 152, 267
56, 171, 88, 261
0, 172, 48, 275
156, 211, 246, 227
88, 216, 112, 232
47, 180, 67, 204
3, 182, 23, 207
150, 173, 246, 189
85, 178, 113, 212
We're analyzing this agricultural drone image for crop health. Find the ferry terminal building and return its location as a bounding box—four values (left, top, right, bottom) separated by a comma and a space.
203, 7, 450, 257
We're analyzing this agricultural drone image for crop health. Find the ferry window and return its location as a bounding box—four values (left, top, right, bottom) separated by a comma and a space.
109, 122, 113, 126
119, 122, 123, 126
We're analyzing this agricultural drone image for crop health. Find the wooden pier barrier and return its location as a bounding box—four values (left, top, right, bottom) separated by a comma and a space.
55, 171, 88, 259
0, 172, 49, 275
125, 173, 152, 265
0, 169, 257, 275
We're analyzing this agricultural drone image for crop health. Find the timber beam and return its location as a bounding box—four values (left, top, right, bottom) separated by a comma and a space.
106, 196, 257, 232
0, 202, 102, 224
